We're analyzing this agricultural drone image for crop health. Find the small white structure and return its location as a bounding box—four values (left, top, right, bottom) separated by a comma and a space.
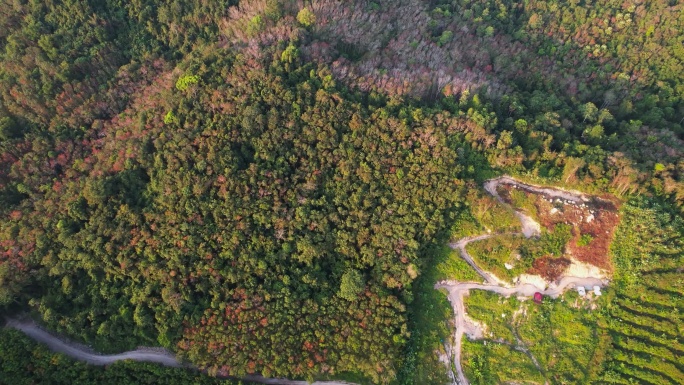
593, 286, 602, 296
577, 286, 586, 296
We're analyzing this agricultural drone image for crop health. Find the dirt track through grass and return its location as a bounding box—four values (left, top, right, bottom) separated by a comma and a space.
439, 176, 610, 385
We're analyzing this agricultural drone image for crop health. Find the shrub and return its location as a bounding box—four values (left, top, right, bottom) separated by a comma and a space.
437, 30, 453, 47
175, 75, 199, 91
339, 269, 364, 301
281, 44, 299, 63
246, 15, 265, 36
297, 8, 316, 27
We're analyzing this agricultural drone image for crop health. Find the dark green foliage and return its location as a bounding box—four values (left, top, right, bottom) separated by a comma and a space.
0, 39, 466, 381
0, 1, 683, 384
398, 243, 456, 385
0, 116, 20, 141
339, 269, 365, 301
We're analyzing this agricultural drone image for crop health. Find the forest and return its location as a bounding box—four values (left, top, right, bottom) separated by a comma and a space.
0, 0, 682, 384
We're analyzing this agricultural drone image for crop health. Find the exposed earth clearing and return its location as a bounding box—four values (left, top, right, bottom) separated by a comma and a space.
439, 176, 614, 385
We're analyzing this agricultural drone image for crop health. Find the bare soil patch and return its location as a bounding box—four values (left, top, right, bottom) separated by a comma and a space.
496, 182, 620, 273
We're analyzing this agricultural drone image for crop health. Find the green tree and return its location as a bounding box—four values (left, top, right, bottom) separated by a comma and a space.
0, 116, 19, 140
297, 8, 316, 27
339, 269, 365, 301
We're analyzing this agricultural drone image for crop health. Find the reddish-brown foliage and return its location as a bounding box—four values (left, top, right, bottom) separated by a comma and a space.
500, 183, 621, 271
529, 256, 572, 281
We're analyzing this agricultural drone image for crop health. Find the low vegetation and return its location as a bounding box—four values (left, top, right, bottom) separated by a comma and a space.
462, 288, 610, 384
433, 246, 483, 283
598, 199, 684, 384
457, 184, 520, 238
462, 339, 544, 385
465, 235, 526, 282
459, 198, 684, 384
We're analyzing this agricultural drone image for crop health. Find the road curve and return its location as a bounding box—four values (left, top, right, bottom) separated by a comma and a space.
4, 318, 357, 385
483, 178, 541, 238
484, 176, 591, 204
449, 234, 498, 284
6, 318, 181, 367
435, 276, 607, 385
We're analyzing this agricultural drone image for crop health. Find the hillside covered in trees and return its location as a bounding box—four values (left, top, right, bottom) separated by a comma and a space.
0, 1, 682, 384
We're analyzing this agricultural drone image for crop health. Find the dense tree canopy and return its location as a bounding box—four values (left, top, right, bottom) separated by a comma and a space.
0, 33, 474, 382
0, 0, 682, 384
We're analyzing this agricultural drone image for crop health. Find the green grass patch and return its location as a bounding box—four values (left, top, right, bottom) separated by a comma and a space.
462, 339, 544, 385
433, 245, 482, 282
456, 188, 519, 240
505, 188, 540, 223
463, 288, 610, 384
465, 235, 526, 282
399, 244, 455, 385
517, 296, 604, 383
465, 225, 574, 283
464, 290, 521, 343
577, 233, 593, 247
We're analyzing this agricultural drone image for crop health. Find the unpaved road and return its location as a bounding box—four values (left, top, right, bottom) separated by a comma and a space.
6, 318, 181, 367
484, 176, 590, 204
4, 318, 357, 385
483, 177, 542, 238
435, 277, 606, 385
439, 176, 609, 385
449, 234, 498, 285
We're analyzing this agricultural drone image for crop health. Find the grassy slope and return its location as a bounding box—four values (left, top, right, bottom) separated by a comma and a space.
459, 199, 684, 384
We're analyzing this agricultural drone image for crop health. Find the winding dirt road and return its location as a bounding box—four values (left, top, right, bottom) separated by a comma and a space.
4, 318, 357, 385
484, 176, 591, 204
438, 176, 609, 385
5, 318, 181, 367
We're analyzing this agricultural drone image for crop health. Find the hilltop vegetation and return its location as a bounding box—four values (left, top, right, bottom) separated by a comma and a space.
0, 0, 682, 384
0, 44, 477, 381
302, 0, 684, 202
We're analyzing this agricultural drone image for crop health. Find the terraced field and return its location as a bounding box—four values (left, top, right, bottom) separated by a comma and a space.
600, 200, 684, 385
